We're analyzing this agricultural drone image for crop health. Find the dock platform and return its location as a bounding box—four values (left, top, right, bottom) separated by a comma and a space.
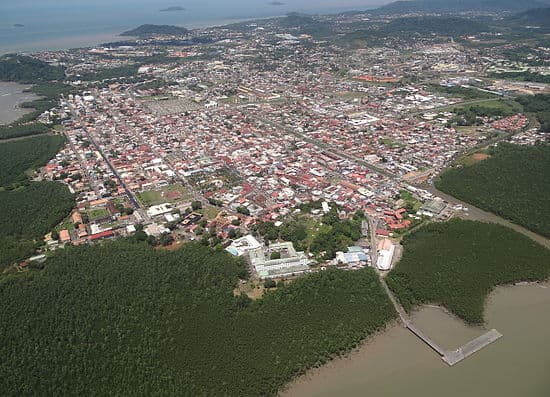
443, 329, 503, 366
405, 323, 502, 366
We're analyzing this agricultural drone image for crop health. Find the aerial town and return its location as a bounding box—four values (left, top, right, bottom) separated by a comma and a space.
2, 1, 550, 395
27, 11, 549, 283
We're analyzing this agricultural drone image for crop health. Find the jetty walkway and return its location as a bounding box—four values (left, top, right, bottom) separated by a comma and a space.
379, 277, 502, 366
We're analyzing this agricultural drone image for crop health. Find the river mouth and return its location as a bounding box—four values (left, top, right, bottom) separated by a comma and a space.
282, 282, 550, 397
0, 82, 40, 125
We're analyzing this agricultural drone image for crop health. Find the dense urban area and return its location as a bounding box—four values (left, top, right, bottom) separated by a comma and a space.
1, 0, 549, 395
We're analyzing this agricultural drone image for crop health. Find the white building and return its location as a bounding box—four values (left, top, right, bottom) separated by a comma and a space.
147, 203, 174, 218
377, 239, 395, 271
226, 235, 262, 257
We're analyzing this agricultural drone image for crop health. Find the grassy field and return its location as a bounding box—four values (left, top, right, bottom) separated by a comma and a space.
199, 205, 222, 220
137, 183, 192, 206
87, 207, 110, 220
387, 219, 550, 324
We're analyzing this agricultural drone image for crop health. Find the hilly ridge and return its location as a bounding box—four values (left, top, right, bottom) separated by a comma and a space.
374, 0, 550, 14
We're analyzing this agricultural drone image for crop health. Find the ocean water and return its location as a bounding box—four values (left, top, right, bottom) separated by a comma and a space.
0, 0, 383, 54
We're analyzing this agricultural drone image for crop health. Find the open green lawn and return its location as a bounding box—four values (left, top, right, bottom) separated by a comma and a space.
87, 207, 110, 220
137, 184, 192, 206
137, 190, 163, 206
200, 205, 221, 220
302, 217, 332, 252
387, 219, 550, 324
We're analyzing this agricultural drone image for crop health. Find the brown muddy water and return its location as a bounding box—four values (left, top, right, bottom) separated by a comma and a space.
0, 82, 39, 125
282, 282, 550, 397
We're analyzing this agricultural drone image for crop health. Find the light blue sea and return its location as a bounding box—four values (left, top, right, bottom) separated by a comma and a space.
0, 0, 384, 53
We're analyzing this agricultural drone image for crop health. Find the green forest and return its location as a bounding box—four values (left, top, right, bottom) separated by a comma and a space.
0, 122, 50, 140
121, 24, 190, 37
0, 241, 396, 396
386, 219, 550, 324
450, 101, 517, 126
516, 94, 550, 132
0, 135, 74, 268
491, 71, 550, 84
0, 182, 74, 268
436, 143, 550, 237
0, 181, 74, 239
0, 135, 65, 187
0, 54, 65, 83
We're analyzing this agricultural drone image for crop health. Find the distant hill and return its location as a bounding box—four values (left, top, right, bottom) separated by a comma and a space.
121, 24, 189, 37
382, 16, 490, 35
506, 7, 550, 27
373, 0, 550, 14
0, 54, 65, 83
277, 12, 316, 28
159, 6, 185, 12
275, 13, 334, 37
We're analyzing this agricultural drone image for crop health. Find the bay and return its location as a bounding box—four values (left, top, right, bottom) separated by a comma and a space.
283, 282, 550, 397
0, 0, 380, 54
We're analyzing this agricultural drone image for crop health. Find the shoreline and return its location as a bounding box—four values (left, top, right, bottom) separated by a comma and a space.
0, 15, 281, 55
279, 318, 403, 395
0, 82, 40, 125
281, 280, 550, 396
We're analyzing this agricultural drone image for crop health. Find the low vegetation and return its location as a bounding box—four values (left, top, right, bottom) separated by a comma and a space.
437, 143, 550, 237
0, 241, 396, 395
428, 84, 497, 100
387, 219, 550, 324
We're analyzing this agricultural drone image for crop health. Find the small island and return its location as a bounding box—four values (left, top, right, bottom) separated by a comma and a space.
120, 24, 189, 37
13, 24, 25, 28
160, 6, 186, 12
269, 1, 286, 5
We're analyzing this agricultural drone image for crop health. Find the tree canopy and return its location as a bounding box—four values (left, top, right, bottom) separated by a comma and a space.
0, 54, 65, 83
0, 241, 396, 395
0, 135, 65, 187
436, 143, 550, 237
387, 219, 550, 324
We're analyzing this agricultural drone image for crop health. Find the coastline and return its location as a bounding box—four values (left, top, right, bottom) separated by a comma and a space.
279, 318, 403, 396
282, 280, 550, 397
0, 15, 280, 55
0, 82, 40, 125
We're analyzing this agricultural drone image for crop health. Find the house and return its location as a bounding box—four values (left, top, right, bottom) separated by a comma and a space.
59, 229, 71, 243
